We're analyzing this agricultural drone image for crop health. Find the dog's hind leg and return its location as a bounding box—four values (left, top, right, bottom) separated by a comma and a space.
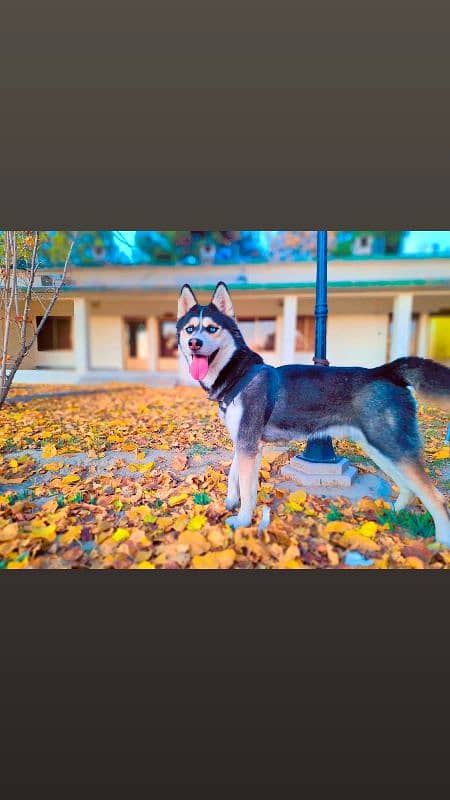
225, 448, 262, 529
393, 486, 415, 512
362, 443, 450, 546
393, 460, 450, 546
359, 442, 414, 511
356, 384, 450, 538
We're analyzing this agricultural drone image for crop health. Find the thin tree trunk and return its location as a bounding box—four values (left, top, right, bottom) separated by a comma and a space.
0, 232, 76, 407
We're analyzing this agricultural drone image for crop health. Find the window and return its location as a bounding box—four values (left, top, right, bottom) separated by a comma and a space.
36, 316, 72, 351
159, 319, 178, 357
296, 316, 315, 351
238, 318, 276, 352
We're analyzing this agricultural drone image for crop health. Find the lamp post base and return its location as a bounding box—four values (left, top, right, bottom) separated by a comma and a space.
278, 463, 392, 502
280, 453, 357, 488
300, 436, 340, 464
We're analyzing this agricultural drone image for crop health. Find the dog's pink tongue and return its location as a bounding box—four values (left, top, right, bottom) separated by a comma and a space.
190, 355, 209, 381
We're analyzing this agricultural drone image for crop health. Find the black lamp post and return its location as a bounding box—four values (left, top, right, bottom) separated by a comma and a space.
298, 230, 339, 464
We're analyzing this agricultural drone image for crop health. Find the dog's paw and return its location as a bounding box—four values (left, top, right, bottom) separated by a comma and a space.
225, 513, 252, 529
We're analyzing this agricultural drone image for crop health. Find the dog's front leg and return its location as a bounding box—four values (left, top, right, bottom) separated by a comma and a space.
226, 448, 262, 529
225, 451, 240, 511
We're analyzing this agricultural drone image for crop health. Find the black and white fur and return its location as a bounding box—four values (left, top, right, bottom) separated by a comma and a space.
177, 282, 450, 546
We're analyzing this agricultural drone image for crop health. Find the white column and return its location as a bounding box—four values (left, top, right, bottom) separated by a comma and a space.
73, 297, 89, 373
390, 293, 413, 360
147, 316, 158, 372
275, 315, 284, 363
281, 295, 297, 364
416, 313, 430, 358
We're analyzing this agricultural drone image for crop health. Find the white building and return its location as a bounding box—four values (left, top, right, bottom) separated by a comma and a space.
10, 255, 450, 386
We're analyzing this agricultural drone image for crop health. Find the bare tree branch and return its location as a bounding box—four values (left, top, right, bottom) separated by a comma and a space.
31, 237, 74, 343
20, 231, 40, 349
0, 231, 76, 407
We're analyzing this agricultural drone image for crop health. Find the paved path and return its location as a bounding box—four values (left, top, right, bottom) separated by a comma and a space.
0, 443, 396, 511
0, 446, 231, 495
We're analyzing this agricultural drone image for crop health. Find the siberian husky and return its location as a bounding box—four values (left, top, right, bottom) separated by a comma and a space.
177, 282, 450, 545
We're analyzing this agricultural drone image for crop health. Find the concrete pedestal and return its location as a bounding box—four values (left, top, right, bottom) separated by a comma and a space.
280, 454, 357, 488
279, 453, 392, 502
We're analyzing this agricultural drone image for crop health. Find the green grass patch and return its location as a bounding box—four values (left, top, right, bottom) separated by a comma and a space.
193, 491, 212, 506
326, 504, 344, 521
376, 508, 435, 539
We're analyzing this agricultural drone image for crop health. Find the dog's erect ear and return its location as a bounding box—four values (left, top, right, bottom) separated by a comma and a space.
211, 282, 235, 318
177, 284, 198, 320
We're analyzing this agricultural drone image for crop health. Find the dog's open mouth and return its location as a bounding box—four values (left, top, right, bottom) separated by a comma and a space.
189, 350, 218, 381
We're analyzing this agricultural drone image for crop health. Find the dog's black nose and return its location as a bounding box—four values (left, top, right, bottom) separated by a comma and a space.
188, 337, 203, 351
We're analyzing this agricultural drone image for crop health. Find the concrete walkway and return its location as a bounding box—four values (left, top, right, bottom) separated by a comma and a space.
0, 446, 231, 495
0, 442, 398, 515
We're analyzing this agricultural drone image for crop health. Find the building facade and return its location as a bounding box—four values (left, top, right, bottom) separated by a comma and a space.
10, 255, 450, 386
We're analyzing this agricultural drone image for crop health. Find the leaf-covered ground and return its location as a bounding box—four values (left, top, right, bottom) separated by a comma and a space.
0, 385, 449, 569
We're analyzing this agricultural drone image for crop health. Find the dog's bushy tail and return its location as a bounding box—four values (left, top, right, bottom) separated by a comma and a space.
374, 356, 450, 409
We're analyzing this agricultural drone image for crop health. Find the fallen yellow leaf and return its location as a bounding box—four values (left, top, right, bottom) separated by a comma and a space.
374, 498, 391, 509
373, 554, 390, 569
7, 557, 28, 569
340, 531, 380, 552
357, 521, 379, 538
156, 516, 173, 530
132, 461, 154, 474
285, 501, 304, 512
358, 498, 377, 513
60, 525, 82, 546
207, 527, 228, 548
432, 446, 450, 461
112, 527, 130, 543
178, 529, 209, 555
0, 522, 19, 542
41, 498, 59, 514
288, 490, 307, 505
187, 514, 207, 531
404, 556, 425, 569
31, 523, 56, 543
42, 443, 57, 459
62, 473, 80, 485
172, 514, 188, 532
325, 520, 353, 535
168, 493, 189, 507
45, 461, 64, 472
192, 549, 236, 569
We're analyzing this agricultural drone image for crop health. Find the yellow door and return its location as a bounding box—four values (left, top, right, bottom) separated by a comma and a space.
429, 316, 450, 363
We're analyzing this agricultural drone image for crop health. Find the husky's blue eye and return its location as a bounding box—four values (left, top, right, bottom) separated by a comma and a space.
186, 325, 195, 334
206, 325, 218, 334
